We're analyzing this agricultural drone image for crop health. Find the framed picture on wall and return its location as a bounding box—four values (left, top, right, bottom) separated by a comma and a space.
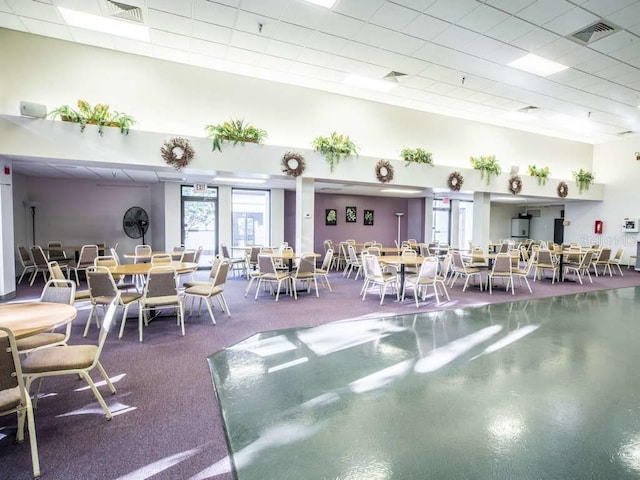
364, 209, 374, 226
346, 206, 357, 223
325, 208, 337, 226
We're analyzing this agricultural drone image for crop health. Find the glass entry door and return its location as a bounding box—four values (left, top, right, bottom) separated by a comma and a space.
181, 185, 218, 266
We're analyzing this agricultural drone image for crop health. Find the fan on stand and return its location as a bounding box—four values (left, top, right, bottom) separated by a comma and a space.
123, 207, 150, 245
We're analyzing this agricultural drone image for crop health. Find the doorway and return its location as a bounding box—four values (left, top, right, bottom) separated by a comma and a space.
181, 185, 218, 266
553, 218, 564, 245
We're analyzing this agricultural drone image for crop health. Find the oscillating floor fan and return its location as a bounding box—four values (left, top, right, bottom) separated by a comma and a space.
123, 207, 149, 245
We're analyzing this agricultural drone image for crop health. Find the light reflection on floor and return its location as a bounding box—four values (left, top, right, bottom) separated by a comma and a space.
208, 287, 640, 479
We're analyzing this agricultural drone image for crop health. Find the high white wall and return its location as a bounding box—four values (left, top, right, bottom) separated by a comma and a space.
0, 28, 594, 177
568, 136, 640, 264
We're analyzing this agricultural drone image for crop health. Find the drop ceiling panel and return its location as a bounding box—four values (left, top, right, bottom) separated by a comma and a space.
0, 11, 25, 30
316, 11, 365, 38
511, 27, 559, 51
517, 0, 573, 25
432, 25, 483, 50
148, 0, 193, 18
369, 2, 420, 30
193, 0, 237, 28
20, 16, 70, 39
481, 0, 538, 15
457, 4, 511, 33
463, 36, 524, 64
403, 14, 450, 41
281, 1, 329, 30
7, 0, 60, 20
264, 38, 304, 59
579, 0, 638, 17
305, 30, 348, 54
608, 2, 640, 27
424, 0, 480, 23
589, 31, 639, 54
332, 0, 385, 21
240, 0, 289, 19
485, 16, 536, 42
147, 8, 191, 36
151, 30, 190, 50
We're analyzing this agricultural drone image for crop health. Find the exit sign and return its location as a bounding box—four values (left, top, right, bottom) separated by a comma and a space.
194, 183, 207, 192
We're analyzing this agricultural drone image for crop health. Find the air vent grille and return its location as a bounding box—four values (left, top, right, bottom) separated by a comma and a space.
106, 0, 143, 23
519, 106, 539, 112
384, 71, 407, 83
569, 21, 619, 45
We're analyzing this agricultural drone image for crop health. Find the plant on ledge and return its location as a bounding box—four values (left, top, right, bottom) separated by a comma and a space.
48, 100, 136, 135
205, 119, 267, 152
527, 165, 550, 185
572, 168, 595, 193
470, 155, 501, 185
400, 147, 433, 166
312, 132, 358, 172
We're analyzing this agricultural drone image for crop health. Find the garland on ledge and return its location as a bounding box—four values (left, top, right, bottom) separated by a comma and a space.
375, 159, 394, 183
557, 181, 568, 198
508, 175, 523, 195
448, 171, 463, 191
161, 137, 194, 170
281, 151, 305, 177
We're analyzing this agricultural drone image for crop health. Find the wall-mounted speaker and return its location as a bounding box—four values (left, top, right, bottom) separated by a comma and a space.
20, 101, 47, 118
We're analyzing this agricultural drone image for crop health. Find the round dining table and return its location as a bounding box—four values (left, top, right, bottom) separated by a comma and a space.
122, 251, 184, 261
108, 261, 198, 276
0, 302, 77, 339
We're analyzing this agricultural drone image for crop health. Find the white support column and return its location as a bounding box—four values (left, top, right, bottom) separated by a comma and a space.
450, 199, 460, 249
472, 192, 491, 251
295, 177, 315, 253
218, 186, 232, 250
423, 196, 434, 243
271, 189, 285, 247
1, 159, 15, 300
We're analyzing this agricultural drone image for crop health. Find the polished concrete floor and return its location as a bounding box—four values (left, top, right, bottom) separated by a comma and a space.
208, 287, 640, 479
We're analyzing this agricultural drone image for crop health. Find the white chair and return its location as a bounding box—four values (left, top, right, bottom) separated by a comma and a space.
291, 253, 319, 299
564, 250, 594, 284
183, 259, 231, 324
29, 245, 51, 286
450, 250, 484, 292
138, 265, 184, 342
361, 254, 398, 305
315, 248, 333, 292
70, 244, 99, 285
487, 253, 513, 294
22, 296, 120, 420
254, 254, 291, 302
16, 244, 36, 284
0, 326, 40, 478
16, 279, 76, 355
403, 256, 450, 307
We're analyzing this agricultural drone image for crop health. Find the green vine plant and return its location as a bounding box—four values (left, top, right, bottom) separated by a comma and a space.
48, 100, 136, 135
470, 155, 501, 185
205, 119, 267, 152
312, 132, 358, 172
572, 168, 595, 193
527, 165, 550, 186
400, 147, 433, 166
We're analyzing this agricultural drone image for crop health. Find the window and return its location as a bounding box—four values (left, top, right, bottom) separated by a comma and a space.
232, 189, 270, 247
433, 198, 450, 245
181, 185, 217, 265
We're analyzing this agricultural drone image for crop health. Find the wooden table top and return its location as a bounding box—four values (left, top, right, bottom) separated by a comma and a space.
0, 302, 77, 339
123, 251, 183, 260
108, 261, 198, 276
380, 255, 426, 266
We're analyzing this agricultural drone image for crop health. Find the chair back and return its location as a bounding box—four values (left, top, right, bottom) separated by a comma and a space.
213, 260, 231, 288
151, 253, 173, 265
77, 245, 99, 267
40, 278, 75, 305
471, 247, 485, 264
144, 266, 178, 299
134, 245, 152, 263
258, 253, 277, 275
95, 256, 124, 282
47, 241, 67, 260
440, 254, 452, 280
48, 261, 67, 280
173, 246, 185, 253
0, 326, 25, 396
597, 247, 611, 262
30, 245, 49, 268
295, 254, 316, 277
348, 244, 359, 263
220, 244, 231, 259
580, 250, 595, 268
95, 295, 120, 363
363, 253, 382, 277
491, 253, 512, 274
18, 244, 34, 267
401, 248, 417, 258
419, 244, 430, 257
418, 256, 438, 279
367, 246, 381, 256
537, 250, 554, 265
323, 240, 333, 253
180, 249, 196, 262
86, 266, 118, 298
194, 246, 204, 264
320, 248, 333, 270
451, 250, 466, 271
613, 247, 624, 261
110, 248, 122, 265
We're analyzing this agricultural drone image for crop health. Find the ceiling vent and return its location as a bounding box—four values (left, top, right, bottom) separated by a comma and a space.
518, 106, 539, 112
618, 130, 638, 136
569, 21, 619, 45
105, 0, 144, 23
384, 71, 407, 83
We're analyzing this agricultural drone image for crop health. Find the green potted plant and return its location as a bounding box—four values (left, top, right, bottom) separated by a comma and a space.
572, 168, 595, 193
205, 118, 267, 152
48, 100, 136, 135
527, 165, 550, 185
312, 132, 358, 172
400, 147, 433, 166
470, 155, 501, 185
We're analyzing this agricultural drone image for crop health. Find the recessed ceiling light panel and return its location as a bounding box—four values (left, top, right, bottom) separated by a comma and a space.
508, 54, 568, 77
58, 6, 150, 42
344, 74, 397, 92
303, 0, 338, 8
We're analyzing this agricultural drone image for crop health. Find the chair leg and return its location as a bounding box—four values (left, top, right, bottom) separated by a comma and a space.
96, 361, 117, 394
26, 399, 40, 478
79, 371, 112, 420
205, 298, 217, 325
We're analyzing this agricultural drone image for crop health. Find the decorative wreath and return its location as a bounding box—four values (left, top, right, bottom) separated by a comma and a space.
508, 174, 523, 195
448, 171, 464, 191
161, 137, 195, 170
375, 159, 394, 183
281, 151, 305, 177
557, 181, 568, 198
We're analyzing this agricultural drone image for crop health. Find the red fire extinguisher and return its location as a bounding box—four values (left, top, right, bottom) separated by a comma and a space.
594, 220, 603, 234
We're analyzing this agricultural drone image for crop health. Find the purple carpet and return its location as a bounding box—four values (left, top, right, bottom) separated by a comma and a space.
2, 266, 640, 479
